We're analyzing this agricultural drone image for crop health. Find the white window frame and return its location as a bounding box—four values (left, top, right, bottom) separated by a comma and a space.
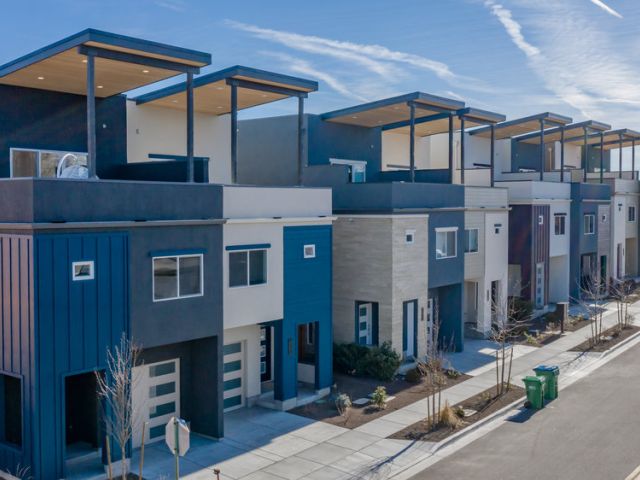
435, 227, 458, 260
554, 214, 566, 236
628, 205, 636, 223
72, 260, 95, 281
584, 214, 595, 235
464, 228, 479, 254
228, 249, 268, 289
405, 229, 415, 245
152, 254, 204, 302
10, 147, 88, 178
303, 244, 316, 259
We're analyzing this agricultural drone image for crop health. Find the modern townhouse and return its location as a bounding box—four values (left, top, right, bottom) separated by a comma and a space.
0, 30, 333, 479
239, 92, 510, 352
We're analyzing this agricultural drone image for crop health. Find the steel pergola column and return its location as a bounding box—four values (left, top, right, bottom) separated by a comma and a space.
448, 114, 454, 183
230, 82, 238, 184
560, 125, 565, 183
490, 124, 495, 187
297, 96, 304, 185
539, 119, 544, 181
619, 134, 624, 179
600, 132, 604, 184
86, 52, 97, 179
460, 116, 465, 185
583, 128, 588, 182
633, 140, 636, 180
409, 102, 416, 183
186, 71, 194, 183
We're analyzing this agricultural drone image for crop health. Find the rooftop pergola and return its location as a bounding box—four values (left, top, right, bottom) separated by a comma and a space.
470, 112, 573, 181
0, 29, 211, 181
134, 65, 318, 184
321, 93, 505, 185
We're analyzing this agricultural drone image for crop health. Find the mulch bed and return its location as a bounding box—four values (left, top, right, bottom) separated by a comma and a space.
562, 316, 594, 333
569, 324, 640, 353
291, 371, 470, 429
388, 384, 525, 443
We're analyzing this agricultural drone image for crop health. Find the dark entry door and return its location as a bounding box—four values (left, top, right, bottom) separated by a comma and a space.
260, 326, 272, 383
65, 372, 100, 450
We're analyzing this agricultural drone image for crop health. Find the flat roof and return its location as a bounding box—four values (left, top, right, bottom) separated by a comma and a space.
320, 92, 465, 128
0, 29, 211, 98
383, 107, 505, 137
470, 112, 573, 140
516, 120, 611, 144
133, 65, 318, 115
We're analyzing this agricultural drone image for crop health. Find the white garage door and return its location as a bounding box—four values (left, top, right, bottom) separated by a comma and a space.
223, 342, 244, 412
132, 358, 180, 448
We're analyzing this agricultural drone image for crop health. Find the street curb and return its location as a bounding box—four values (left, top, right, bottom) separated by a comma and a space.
600, 329, 640, 359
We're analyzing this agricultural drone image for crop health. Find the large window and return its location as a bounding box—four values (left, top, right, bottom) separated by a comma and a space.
436, 228, 457, 259
628, 206, 636, 222
229, 249, 267, 287
10, 148, 87, 178
0, 373, 22, 448
584, 214, 595, 235
153, 254, 203, 301
464, 228, 479, 253
554, 214, 566, 235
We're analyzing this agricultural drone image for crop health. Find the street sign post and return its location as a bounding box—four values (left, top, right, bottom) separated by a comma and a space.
165, 417, 190, 479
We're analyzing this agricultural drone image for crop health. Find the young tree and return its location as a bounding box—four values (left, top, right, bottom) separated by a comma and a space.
611, 279, 632, 331
96, 334, 142, 480
573, 276, 607, 346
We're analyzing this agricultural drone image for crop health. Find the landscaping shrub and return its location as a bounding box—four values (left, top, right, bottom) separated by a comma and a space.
335, 393, 352, 416
404, 367, 422, 383
512, 298, 533, 324
333, 342, 401, 381
439, 401, 461, 429
371, 386, 388, 410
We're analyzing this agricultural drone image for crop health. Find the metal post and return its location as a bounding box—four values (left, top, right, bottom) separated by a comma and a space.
186, 71, 194, 183
539, 119, 544, 181
619, 134, 623, 179
600, 132, 604, 184
633, 140, 636, 180
560, 125, 565, 183
460, 116, 465, 185
230, 82, 238, 183
583, 128, 588, 182
174, 419, 179, 480
86, 53, 97, 179
448, 114, 454, 183
409, 102, 416, 183
297, 95, 304, 185
490, 124, 495, 187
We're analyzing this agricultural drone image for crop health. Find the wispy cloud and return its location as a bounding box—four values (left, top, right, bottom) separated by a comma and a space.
484, 0, 540, 58
261, 52, 369, 102
154, 0, 185, 12
589, 0, 623, 18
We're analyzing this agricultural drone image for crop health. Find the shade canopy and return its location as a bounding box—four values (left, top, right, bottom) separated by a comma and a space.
320, 92, 464, 128
470, 112, 572, 140
516, 120, 611, 145
133, 65, 318, 115
562, 128, 640, 150
0, 29, 211, 98
384, 107, 505, 136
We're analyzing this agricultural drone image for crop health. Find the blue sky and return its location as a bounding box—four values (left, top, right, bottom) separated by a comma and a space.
2, 0, 639, 127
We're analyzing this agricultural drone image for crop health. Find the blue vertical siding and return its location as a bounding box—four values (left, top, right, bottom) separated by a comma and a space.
32, 232, 129, 479
275, 225, 332, 401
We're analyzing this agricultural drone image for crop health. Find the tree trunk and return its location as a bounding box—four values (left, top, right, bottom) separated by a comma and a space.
121, 445, 127, 480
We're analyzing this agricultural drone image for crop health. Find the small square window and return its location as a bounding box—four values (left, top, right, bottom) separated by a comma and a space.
405, 230, 415, 245
628, 206, 636, 222
304, 244, 316, 259
72, 261, 94, 281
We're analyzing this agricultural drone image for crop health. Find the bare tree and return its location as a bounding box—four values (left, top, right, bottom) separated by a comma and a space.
611, 279, 632, 331
573, 276, 607, 346
491, 289, 532, 396
96, 334, 142, 480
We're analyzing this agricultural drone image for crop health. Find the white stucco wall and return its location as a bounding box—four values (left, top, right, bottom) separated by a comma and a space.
126, 101, 232, 184
222, 185, 332, 219
549, 201, 571, 257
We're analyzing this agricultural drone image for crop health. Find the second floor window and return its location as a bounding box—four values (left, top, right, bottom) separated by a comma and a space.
584, 214, 595, 235
229, 249, 267, 287
153, 254, 203, 301
11, 148, 87, 178
464, 229, 479, 253
554, 215, 566, 235
629, 206, 636, 222
436, 228, 457, 259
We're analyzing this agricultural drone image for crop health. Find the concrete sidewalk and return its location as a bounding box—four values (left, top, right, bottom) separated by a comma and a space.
132, 301, 640, 480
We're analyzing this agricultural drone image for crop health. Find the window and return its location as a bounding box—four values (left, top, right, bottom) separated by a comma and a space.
153, 254, 203, 301
0, 373, 22, 448
628, 206, 636, 222
303, 244, 316, 259
494, 223, 502, 234
229, 249, 267, 287
584, 214, 595, 235
405, 230, 415, 245
306, 323, 315, 345
435, 228, 457, 259
72, 261, 94, 281
554, 215, 566, 235
10, 148, 87, 178
330, 158, 366, 183
464, 229, 479, 253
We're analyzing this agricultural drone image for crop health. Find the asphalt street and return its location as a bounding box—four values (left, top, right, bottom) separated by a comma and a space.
411, 344, 640, 480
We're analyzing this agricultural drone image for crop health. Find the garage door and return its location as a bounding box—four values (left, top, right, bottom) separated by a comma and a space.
223, 342, 244, 412
132, 358, 180, 448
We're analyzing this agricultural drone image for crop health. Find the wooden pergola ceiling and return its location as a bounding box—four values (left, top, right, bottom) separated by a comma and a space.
0, 29, 211, 98
517, 120, 611, 144
470, 113, 573, 140
391, 114, 493, 137
320, 92, 465, 128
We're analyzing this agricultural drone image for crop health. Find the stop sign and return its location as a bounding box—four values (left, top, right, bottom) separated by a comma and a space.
165, 417, 190, 457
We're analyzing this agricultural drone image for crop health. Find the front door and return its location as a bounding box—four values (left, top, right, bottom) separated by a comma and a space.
65, 372, 100, 454
426, 298, 435, 355
357, 303, 373, 345
403, 300, 417, 360
260, 326, 272, 383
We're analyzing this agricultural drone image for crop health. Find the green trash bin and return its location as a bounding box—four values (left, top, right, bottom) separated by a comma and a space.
523, 376, 546, 409
534, 365, 560, 400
